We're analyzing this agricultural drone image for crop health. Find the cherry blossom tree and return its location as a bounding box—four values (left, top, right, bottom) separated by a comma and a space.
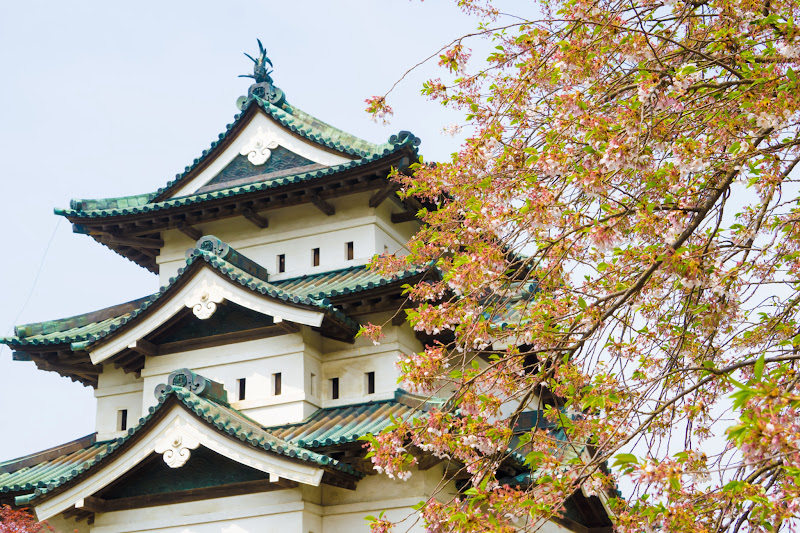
0, 505, 53, 533
364, 0, 800, 531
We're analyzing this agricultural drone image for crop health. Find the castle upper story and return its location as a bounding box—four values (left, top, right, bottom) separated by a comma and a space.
3, 46, 433, 441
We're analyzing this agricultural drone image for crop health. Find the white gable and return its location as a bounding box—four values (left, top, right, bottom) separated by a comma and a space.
33, 404, 324, 521
168, 111, 352, 199
88, 267, 325, 365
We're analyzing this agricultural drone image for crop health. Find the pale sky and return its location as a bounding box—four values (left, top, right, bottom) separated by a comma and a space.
0, 0, 487, 461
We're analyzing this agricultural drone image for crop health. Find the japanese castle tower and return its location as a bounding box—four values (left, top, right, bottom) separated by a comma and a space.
0, 45, 612, 533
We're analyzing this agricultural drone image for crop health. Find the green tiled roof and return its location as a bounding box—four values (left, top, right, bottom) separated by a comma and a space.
56, 139, 415, 219
6, 385, 361, 506
0, 439, 109, 495
56, 94, 422, 219
151, 97, 389, 200
2, 248, 362, 350
269, 391, 442, 448
272, 264, 426, 300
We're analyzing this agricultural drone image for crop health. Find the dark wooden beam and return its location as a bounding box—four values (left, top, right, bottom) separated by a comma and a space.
177, 222, 202, 241
391, 211, 418, 223
127, 338, 159, 357
81, 478, 298, 512
38, 361, 102, 376
101, 234, 164, 249
343, 297, 409, 317
60, 506, 83, 520
76, 496, 108, 513
133, 246, 158, 259
157, 324, 299, 356
416, 454, 441, 471
550, 516, 613, 533
311, 195, 335, 216
368, 183, 400, 208
391, 305, 413, 326
242, 208, 269, 229
321, 471, 357, 491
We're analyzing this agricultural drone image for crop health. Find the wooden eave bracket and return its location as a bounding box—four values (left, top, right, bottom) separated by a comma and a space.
177, 222, 203, 241
311, 195, 335, 216
101, 234, 164, 249
127, 338, 159, 357
368, 183, 400, 208
242, 208, 269, 229
391, 211, 417, 223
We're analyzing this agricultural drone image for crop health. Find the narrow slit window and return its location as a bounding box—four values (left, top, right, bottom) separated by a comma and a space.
310, 373, 317, 396
277, 254, 286, 273
346, 241, 354, 260
330, 377, 339, 400
117, 409, 128, 432
312, 248, 320, 267
366, 371, 375, 395
237, 378, 247, 401
273, 372, 282, 396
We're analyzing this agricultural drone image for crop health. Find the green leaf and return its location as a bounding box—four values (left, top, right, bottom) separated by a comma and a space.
754, 353, 765, 382
612, 453, 638, 467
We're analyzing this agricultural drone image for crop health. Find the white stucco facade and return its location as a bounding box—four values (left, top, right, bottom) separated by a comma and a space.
1, 83, 606, 533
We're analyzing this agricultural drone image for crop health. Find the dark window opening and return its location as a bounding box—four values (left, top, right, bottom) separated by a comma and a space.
278, 254, 286, 273
273, 372, 282, 396
330, 377, 339, 400
366, 372, 375, 394
118, 409, 128, 432
237, 378, 247, 401
312, 248, 320, 267
346, 241, 354, 260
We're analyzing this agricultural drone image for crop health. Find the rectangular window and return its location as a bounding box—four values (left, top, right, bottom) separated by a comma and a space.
330, 377, 339, 400
346, 241, 354, 260
310, 373, 317, 396
273, 372, 282, 396
277, 254, 286, 273
237, 378, 247, 401
312, 248, 320, 267
117, 409, 128, 432
365, 371, 375, 394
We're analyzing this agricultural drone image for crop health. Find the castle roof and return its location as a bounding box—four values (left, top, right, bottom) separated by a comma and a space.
2, 241, 429, 386
55, 95, 423, 273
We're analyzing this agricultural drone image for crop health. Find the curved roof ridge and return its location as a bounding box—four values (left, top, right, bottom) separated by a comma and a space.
6, 387, 362, 506
2, 246, 360, 350
148, 96, 401, 201
56, 140, 416, 219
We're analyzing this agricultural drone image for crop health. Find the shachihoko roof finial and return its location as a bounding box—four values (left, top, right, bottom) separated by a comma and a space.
238, 39, 285, 109
240, 39, 273, 84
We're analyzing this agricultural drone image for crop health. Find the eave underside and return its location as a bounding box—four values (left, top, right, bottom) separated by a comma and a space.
8, 273, 424, 386
66, 150, 424, 273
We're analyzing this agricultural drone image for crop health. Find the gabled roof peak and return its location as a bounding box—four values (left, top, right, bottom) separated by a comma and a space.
238, 40, 286, 109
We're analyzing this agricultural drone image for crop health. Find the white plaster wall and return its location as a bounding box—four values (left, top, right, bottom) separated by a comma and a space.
140, 334, 312, 427
90, 491, 307, 533
95, 365, 144, 441
88, 469, 455, 533
319, 316, 423, 408
156, 192, 416, 286
47, 513, 90, 533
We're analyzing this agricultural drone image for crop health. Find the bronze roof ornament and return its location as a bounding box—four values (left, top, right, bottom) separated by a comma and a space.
239, 39, 285, 108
